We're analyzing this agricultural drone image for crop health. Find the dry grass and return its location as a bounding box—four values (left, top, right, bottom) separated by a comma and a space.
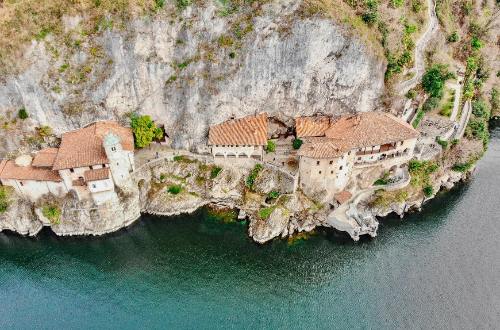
0, 0, 156, 75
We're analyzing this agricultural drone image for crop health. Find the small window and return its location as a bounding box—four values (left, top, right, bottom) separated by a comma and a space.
111, 147, 116, 152
316, 161, 320, 165
116, 162, 119, 166
319, 171, 322, 174
90, 165, 93, 170
70, 168, 74, 173
358, 157, 361, 161
329, 160, 333, 165
339, 166, 343, 170
19, 181, 23, 186
92, 184, 96, 189
330, 171, 333, 174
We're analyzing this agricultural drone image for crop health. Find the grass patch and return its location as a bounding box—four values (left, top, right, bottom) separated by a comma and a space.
258, 206, 276, 220
173, 155, 195, 163
0, 187, 10, 213
373, 172, 390, 186
412, 109, 425, 128
167, 184, 182, 195
409, 160, 439, 195
42, 204, 61, 225
265, 140, 276, 153
370, 189, 409, 208
210, 166, 222, 179
436, 137, 449, 149
245, 163, 263, 190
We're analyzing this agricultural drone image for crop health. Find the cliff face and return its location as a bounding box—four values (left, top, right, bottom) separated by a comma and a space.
0, 0, 385, 153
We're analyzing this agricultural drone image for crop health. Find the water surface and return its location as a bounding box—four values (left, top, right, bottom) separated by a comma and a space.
1, 121, 499, 329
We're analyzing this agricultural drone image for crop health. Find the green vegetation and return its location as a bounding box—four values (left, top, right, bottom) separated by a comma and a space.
37, 125, 53, 137
130, 114, 163, 148
471, 37, 482, 50
267, 190, 280, 199
361, 0, 379, 26
18, 107, 29, 120
167, 184, 182, 195
452, 162, 474, 173
207, 207, 238, 223
423, 185, 434, 197
409, 160, 439, 195
422, 64, 454, 98
210, 166, 222, 179
373, 172, 389, 186
292, 138, 303, 150
435, 137, 448, 149
266, 140, 276, 153
258, 206, 276, 220
42, 204, 61, 225
447, 31, 459, 42
245, 164, 263, 190
406, 89, 417, 100
173, 155, 195, 163
412, 109, 425, 128
465, 98, 491, 148
175, 0, 191, 11
154, 0, 165, 10
422, 96, 440, 112
370, 189, 409, 208
0, 187, 10, 213
166, 75, 177, 84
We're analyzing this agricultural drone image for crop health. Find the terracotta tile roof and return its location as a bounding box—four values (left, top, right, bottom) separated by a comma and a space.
84, 167, 110, 182
295, 116, 331, 138
325, 112, 419, 150
52, 121, 133, 170
297, 137, 347, 159
0, 159, 62, 182
334, 190, 352, 204
32, 148, 59, 168
208, 113, 268, 146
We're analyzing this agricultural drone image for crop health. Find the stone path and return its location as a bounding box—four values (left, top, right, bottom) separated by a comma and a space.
398, 0, 439, 95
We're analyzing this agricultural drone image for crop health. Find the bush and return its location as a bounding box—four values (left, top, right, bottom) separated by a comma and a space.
42, 204, 61, 224
292, 138, 303, 150
37, 125, 52, 137
436, 137, 448, 149
245, 164, 263, 190
18, 107, 29, 120
266, 140, 276, 153
176, 0, 191, 11
167, 185, 182, 194
471, 37, 482, 50
422, 64, 454, 98
210, 166, 222, 179
130, 114, 163, 148
452, 161, 474, 172
411, 0, 422, 12
267, 191, 280, 199
447, 31, 459, 42
406, 89, 417, 100
471, 100, 490, 119
423, 185, 434, 197
422, 96, 440, 112
0, 188, 10, 213
390, 0, 404, 7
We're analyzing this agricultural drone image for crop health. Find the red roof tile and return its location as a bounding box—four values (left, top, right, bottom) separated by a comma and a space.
0, 159, 62, 182
32, 148, 58, 167
84, 167, 110, 182
208, 113, 268, 146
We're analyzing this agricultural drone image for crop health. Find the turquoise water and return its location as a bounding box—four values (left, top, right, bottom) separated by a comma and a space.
1, 122, 499, 329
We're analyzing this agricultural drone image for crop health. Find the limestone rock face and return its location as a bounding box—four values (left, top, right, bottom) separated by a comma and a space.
0, 194, 41, 236
0, 0, 384, 154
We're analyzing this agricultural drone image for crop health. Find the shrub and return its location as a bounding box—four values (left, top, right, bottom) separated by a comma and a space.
267, 191, 280, 199
218, 35, 234, 48
42, 204, 61, 224
210, 166, 222, 179
176, 0, 191, 11
422, 64, 454, 98
411, 0, 422, 12
452, 161, 474, 172
167, 184, 182, 194
436, 137, 448, 149
471, 37, 482, 50
406, 89, 417, 100
154, 0, 165, 10
37, 125, 52, 137
471, 100, 490, 119
292, 138, 303, 150
423, 185, 434, 197
422, 96, 440, 112
159, 174, 166, 182
0, 187, 10, 213
374, 172, 389, 185
18, 108, 29, 120
390, 0, 404, 8
245, 164, 263, 189
447, 31, 459, 42
130, 114, 163, 148
266, 140, 276, 153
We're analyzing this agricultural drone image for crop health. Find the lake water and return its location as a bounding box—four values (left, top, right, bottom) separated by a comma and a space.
1, 121, 499, 329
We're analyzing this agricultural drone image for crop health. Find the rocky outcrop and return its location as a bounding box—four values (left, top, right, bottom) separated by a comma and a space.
0, 193, 41, 236
0, 0, 385, 154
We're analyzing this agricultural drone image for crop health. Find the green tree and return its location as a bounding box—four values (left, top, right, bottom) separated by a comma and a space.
266, 140, 276, 153
18, 107, 29, 120
422, 64, 454, 98
292, 138, 303, 150
130, 114, 163, 148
